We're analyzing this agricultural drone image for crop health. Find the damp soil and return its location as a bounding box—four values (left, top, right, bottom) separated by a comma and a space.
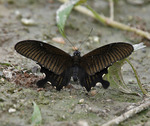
0, 0, 150, 126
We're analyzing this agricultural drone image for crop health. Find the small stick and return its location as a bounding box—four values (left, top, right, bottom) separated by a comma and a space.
109, 0, 114, 20
101, 99, 150, 126
58, 0, 150, 40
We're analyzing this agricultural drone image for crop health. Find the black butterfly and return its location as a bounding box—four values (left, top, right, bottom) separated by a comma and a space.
15, 40, 133, 91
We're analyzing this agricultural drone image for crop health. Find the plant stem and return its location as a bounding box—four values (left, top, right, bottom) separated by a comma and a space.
125, 59, 148, 95
109, 0, 114, 20
58, 0, 150, 40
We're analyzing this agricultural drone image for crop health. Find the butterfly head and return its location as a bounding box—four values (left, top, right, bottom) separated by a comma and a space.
73, 50, 81, 57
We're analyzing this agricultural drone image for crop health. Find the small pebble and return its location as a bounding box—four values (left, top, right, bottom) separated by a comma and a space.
14, 10, 22, 18
8, 108, 16, 113
1, 78, 4, 82
3, 70, 13, 79
52, 37, 65, 44
79, 99, 84, 104
77, 120, 89, 126
93, 36, 99, 42
106, 99, 112, 102
90, 90, 97, 96
21, 18, 36, 26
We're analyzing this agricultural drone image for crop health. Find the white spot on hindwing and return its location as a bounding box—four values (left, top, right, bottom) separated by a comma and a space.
47, 82, 51, 85
102, 74, 105, 78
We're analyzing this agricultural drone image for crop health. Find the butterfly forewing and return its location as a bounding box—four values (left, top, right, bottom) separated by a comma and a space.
80, 43, 134, 75
15, 40, 73, 75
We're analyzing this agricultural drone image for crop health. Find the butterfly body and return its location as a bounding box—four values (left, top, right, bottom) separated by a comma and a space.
72, 66, 79, 82
15, 40, 134, 91
72, 50, 81, 81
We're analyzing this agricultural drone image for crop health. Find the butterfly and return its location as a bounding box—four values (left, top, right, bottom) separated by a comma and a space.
15, 40, 134, 91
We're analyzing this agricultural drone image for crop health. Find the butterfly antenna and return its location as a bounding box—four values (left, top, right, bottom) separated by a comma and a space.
60, 29, 76, 50
79, 28, 93, 50
65, 34, 77, 50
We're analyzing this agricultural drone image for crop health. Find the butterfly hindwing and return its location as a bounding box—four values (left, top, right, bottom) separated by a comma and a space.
80, 42, 134, 75
78, 67, 109, 91
15, 40, 73, 75
37, 66, 71, 91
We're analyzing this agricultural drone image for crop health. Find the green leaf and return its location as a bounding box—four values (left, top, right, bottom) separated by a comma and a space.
31, 101, 42, 125
56, 0, 79, 37
75, 0, 87, 6
0, 62, 12, 66
104, 59, 141, 96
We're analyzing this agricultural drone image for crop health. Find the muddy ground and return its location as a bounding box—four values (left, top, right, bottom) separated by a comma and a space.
0, 0, 150, 126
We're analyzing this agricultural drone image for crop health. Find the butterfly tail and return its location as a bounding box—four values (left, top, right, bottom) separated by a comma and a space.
100, 79, 110, 89
37, 78, 48, 88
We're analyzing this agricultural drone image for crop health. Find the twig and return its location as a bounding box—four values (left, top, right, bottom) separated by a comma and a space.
58, 0, 150, 40
109, 0, 114, 20
101, 99, 150, 126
